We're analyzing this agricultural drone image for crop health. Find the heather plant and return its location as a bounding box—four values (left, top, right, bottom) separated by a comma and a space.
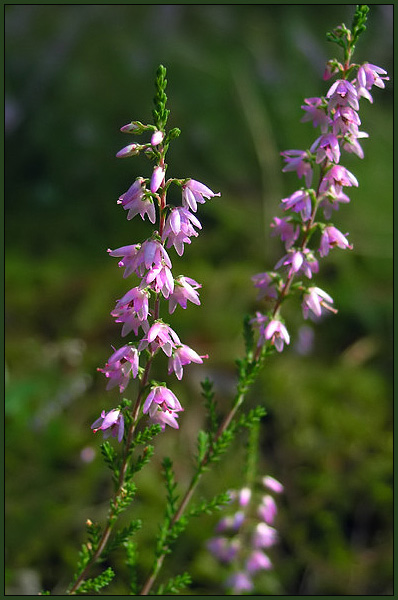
46, 5, 389, 596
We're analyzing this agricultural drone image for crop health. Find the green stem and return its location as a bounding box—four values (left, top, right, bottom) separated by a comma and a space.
139, 386, 251, 595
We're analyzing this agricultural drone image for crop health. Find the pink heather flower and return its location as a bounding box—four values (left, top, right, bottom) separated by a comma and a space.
113, 286, 149, 321
116, 143, 140, 158
258, 495, 278, 525
300, 97, 330, 133
147, 403, 181, 430
168, 276, 201, 314
302, 286, 335, 320
295, 324, 315, 356
138, 321, 180, 357
182, 179, 220, 212
275, 249, 319, 279
264, 319, 290, 353
310, 133, 341, 164
118, 178, 156, 224
253, 522, 278, 549
150, 130, 164, 146
91, 409, 125, 443
246, 550, 273, 573
150, 166, 165, 193
162, 207, 202, 256
356, 63, 389, 103
332, 106, 361, 137
281, 189, 312, 221
252, 272, 278, 301
143, 385, 183, 415
239, 487, 252, 507
270, 217, 300, 250
111, 286, 150, 336
140, 261, 174, 298
207, 537, 240, 564
168, 344, 204, 380
215, 516, 235, 533
262, 475, 284, 494
319, 225, 352, 257
342, 131, 369, 159
319, 188, 351, 220
108, 244, 141, 279
98, 344, 139, 393
280, 149, 314, 188
319, 164, 358, 195
225, 572, 253, 593
326, 79, 359, 111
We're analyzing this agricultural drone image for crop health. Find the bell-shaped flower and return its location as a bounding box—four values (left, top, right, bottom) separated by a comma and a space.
91, 409, 125, 443
143, 385, 182, 415
118, 178, 156, 224
225, 572, 253, 593
182, 179, 220, 212
253, 522, 278, 549
263, 319, 290, 353
168, 344, 205, 380
319, 164, 358, 196
319, 226, 352, 257
162, 207, 202, 256
98, 344, 139, 393
246, 550, 272, 573
252, 272, 278, 301
138, 321, 180, 357
280, 149, 314, 188
310, 133, 341, 164
300, 97, 330, 133
168, 276, 201, 314
302, 286, 336, 320
281, 189, 312, 221
270, 217, 300, 249
326, 79, 359, 111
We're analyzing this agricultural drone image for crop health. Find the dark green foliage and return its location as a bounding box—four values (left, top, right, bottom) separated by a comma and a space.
326, 4, 369, 61
100, 441, 119, 480
109, 481, 137, 522
106, 520, 142, 556
152, 65, 170, 132
188, 491, 232, 519
156, 572, 192, 595
124, 540, 139, 595
73, 567, 114, 595
132, 424, 163, 447
201, 378, 219, 439
125, 445, 155, 482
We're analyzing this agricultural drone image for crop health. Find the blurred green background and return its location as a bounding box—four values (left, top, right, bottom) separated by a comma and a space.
5, 3, 393, 595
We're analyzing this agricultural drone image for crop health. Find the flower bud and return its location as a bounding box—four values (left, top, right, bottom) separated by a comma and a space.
150, 166, 165, 193
151, 130, 164, 146
116, 144, 140, 158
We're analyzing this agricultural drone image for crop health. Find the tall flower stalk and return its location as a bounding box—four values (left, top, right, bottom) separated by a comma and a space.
67, 65, 220, 595
251, 5, 388, 358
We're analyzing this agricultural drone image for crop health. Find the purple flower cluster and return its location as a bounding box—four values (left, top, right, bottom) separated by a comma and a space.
92, 120, 219, 438
252, 60, 388, 353
207, 476, 284, 594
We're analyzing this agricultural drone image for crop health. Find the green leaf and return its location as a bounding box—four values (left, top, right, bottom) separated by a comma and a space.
75, 567, 115, 594
156, 572, 192, 595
